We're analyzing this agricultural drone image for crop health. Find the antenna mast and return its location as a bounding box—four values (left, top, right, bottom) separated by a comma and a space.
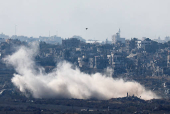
15, 25, 17, 38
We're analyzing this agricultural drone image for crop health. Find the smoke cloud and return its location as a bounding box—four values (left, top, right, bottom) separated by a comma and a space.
4, 43, 159, 100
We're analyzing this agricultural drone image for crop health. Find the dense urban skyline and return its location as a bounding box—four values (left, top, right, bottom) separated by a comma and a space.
0, 0, 170, 40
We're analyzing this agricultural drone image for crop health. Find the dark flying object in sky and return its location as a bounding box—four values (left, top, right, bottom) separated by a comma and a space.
86, 28, 88, 30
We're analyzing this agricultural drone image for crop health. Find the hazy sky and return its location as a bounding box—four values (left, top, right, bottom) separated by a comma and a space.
0, 0, 170, 40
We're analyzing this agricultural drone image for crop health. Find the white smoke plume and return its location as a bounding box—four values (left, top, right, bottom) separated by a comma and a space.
4, 43, 160, 100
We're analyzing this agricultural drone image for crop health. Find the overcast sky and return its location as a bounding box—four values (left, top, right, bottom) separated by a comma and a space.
0, 0, 170, 40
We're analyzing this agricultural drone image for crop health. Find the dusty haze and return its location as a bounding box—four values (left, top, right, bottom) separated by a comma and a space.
0, 0, 170, 40
4, 43, 159, 100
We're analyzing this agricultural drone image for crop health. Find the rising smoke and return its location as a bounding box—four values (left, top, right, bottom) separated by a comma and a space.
4, 43, 159, 100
